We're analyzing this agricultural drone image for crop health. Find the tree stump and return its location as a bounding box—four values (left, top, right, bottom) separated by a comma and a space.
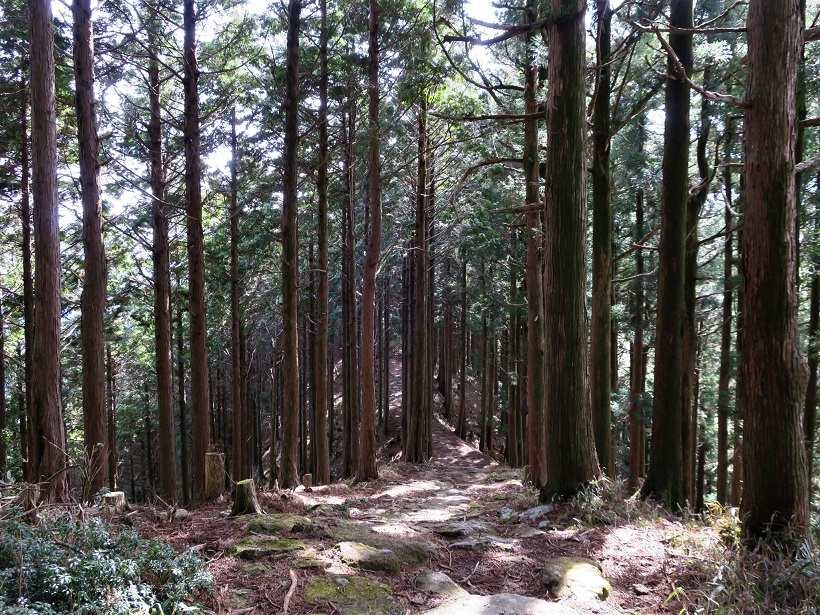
302, 474, 313, 490
231, 478, 263, 516
204, 452, 225, 499
103, 491, 127, 513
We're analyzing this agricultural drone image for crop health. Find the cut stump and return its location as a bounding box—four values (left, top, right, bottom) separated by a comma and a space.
103, 491, 127, 513
204, 452, 225, 499
231, 478, 263, 516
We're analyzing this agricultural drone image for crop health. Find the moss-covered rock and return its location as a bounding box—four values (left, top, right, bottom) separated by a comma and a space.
338, 541, 402, 575
239, 562, 273, 577
227, 536, 306, 560
304, 575, 403, 615
540, 556, 611, 601
247, 513, 312, 534
292, 549, 332, 569
327, 520, 434, 565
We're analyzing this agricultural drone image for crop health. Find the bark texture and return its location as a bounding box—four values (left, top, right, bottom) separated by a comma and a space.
149, 25, 177, 503
540, 0, 600, 501
74, 0, 108, 498
313, 0, 330, 486
591, 0, 613, 475
183, 0, 211, 499
641, 0, 692, 510
29, 0, 68, 503
740, 0, 809, 538
358, 0, 381, 480
279, 0, 302, 489
523, 0, 546, 487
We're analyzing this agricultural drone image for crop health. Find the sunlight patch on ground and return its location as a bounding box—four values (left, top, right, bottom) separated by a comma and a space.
372, 480, 445, 499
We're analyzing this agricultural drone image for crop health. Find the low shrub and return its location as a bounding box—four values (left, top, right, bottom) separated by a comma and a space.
0, 507, 212, 614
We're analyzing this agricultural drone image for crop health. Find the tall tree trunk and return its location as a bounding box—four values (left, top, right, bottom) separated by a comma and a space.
716, 140, 734, 505
341, 108, 359, 478
148, 24, 176, 503
641, 0, 692, 510
279, 0, 302, 489
628, 190, 646, 492
804, 271, 818, 497
0, 291, 6, 476
682, 64, 713, 506
405, 100, 430, 462
144, 389, 154, 495
523, 3, 546, 486
456, 257, 468, 439
382, 280, 390, 435
540, 0, 599, 501
19, 71, 32, 483
183, 0, 211, 499
357, 0, 381, 480
176, 298, 190, 504
591, 0, 613, 476
29, 0, 68, 503
230, 108, 246, 484
73, 0, 108, 498
313, 0, 330, 485
740, 0, 809, 539
106, 346, 117, 490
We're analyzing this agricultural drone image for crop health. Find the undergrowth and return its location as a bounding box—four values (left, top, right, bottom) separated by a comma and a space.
0, 507, 212, 614
681, 508, 820, 614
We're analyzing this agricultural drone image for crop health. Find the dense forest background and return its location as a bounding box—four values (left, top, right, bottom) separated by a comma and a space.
0, 0, 817, 548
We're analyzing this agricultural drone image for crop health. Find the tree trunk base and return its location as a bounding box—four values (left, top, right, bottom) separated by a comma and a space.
231, 478, 263, 516
205, 452, 225, 499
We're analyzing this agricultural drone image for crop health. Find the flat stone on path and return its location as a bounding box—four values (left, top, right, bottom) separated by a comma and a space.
423, 593, 588, 614
541, 556, 611, 601
305, 575, 403, 615
338, 541, 403, 574
450, 535, 516, 551
430, 520, 490, 538
227, 536, 306, 560
413, 571, 469, 597
518, 504, 555, 522
246, 513, 311, 534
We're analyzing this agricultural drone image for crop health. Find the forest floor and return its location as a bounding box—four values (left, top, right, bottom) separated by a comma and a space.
135, 369, 729, 614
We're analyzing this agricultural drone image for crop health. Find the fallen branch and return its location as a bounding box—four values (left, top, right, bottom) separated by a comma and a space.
283, 569, 298, 613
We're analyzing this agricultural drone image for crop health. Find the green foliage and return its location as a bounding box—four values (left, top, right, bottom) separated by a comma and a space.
0, 509, 212, 614
678, 510, 820, 613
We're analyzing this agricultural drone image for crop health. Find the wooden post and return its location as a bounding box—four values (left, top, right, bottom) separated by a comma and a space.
204, 452, 225, 499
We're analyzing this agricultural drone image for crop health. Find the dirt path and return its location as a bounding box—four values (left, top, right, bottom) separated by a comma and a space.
136, 366, 708, 614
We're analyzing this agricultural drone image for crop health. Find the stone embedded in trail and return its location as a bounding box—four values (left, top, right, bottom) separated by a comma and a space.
246, 513, 312, 534
238, 562, 272, 577
518, 504, 555, 522
292, 548, 332, 569
499, 506, 517, 522
450, 535, 517, 551
430, 520, 490, 538
305, 575, 403, 615
306, 503, 351, 518
413, 571, 469, 598
227, 536, 306, 560
511, 524, 547, 538
327, 519, 435, 565
540, 556, 611, 601
423, 592, 585, 614
338, 541, 403, 574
